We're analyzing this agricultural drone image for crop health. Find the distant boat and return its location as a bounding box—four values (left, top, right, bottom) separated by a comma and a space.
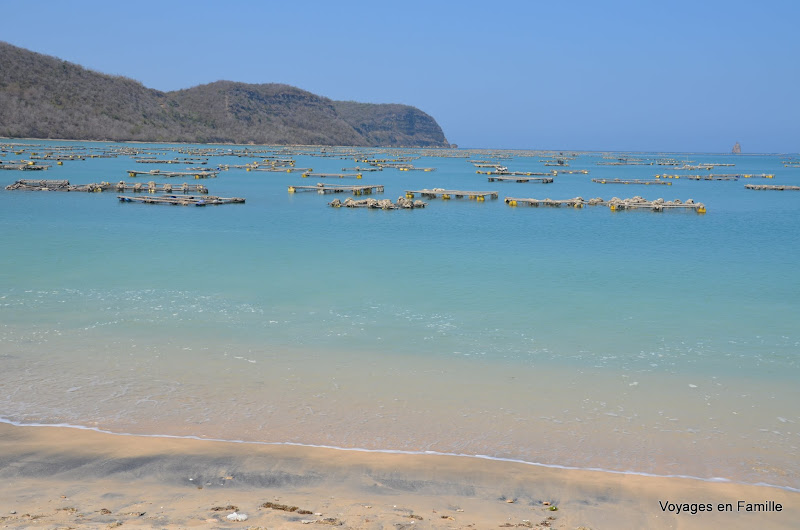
732, 142, 742, 154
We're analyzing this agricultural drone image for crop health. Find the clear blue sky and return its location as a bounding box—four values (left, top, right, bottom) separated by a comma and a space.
3, 0, 798, 152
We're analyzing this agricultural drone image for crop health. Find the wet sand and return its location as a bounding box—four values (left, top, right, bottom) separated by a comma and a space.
0, 422, 797, 529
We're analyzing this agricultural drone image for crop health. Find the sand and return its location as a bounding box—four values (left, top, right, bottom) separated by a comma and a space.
0, 422, 797, 529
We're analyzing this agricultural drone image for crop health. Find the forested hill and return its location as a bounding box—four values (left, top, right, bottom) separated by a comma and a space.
0, 42, 449, 147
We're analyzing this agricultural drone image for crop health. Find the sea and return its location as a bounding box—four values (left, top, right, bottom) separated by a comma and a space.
1, 140, 798, 491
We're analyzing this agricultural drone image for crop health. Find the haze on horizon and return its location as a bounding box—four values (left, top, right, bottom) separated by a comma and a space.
3, 0, 798, 153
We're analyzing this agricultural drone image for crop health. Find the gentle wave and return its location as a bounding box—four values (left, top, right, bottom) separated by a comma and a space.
2, 417, 797, 493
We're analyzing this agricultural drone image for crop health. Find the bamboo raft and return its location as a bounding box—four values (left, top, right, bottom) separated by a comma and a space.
605, 196, 706, 213
329, 196, 427, 210
6, 179, 70, 190
404, 189, 499, 201
397, 166, 436, 172
477, 169, 556, 176
342, 166, 382, 172
592, 178, 671, 185
505, 196, 706, 213
5, 179, 209, 194
288, 183, 384, 195
554, 169, 590, 174
745, 184, 800, 191
598, 161, 654, 166
134, 158, 207, 164
487, 175, 554, 183
127, 170, 218, 178
250, 167, 311, 173
301, 172, 363, 179
0, 161, 50, 170
111, 181, 208, 194
656, 173, 774, 180
505, 197, 602, 208
117, 195, 244, 206
656, 174, 738, 181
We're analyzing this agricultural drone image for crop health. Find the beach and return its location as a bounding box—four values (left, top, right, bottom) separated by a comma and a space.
1, 422, 798, 529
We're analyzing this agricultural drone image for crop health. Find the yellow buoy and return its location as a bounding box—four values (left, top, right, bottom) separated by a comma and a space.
288, 186, 295, 193
442, 194, 450, 200
57, 161, 63, 165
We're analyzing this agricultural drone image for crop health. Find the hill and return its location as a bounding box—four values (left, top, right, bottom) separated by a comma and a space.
0, 42, 449, 147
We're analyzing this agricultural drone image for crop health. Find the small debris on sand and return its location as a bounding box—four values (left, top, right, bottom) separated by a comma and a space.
226, 511, 248, 521
211, 505, 239, 512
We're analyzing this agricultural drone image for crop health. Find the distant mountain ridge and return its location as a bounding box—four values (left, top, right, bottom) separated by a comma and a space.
0, 42, 449, 147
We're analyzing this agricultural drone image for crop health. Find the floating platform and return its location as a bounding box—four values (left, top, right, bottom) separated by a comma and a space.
5, 179, 208, 194
404, 188, 499, 201
6, 179, 70, 190
592, 178, 671, 185
127, 170, 218, 179
605, 196, 706, 213
301, 172, 363, 179
656, 173, 774, 180
250, 167, 312, 173
117, 194, 244, 206
745, 184, 800, 191
598, 161, 654, 166
0, 161, 50, 170
487, 175, 554, 183
657, 174, 738, 181
505, 196, 706, 213
288, 183, 384, 195
554, 169, 590, 175
329, 196, 426, 210
342, 166, 382, 172
134, 158, 206, 164
113, 181, 209, 194
505, 197, 601, 208
478, 169, 556, 176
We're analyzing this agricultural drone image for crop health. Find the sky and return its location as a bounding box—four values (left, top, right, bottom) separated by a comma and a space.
2, 0, 798, 152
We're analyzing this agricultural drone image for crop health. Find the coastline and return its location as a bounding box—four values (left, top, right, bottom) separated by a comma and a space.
1, 422, 797, 529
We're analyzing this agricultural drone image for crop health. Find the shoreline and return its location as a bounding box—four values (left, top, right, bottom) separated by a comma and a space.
2, 418, 796, 494
1, 422, 798, 529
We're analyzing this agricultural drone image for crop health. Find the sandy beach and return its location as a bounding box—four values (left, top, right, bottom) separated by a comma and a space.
0, 423, 796, 529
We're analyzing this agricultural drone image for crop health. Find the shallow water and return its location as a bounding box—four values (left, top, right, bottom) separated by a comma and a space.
1, 141, 798, 489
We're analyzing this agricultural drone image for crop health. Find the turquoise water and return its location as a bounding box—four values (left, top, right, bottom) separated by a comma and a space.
1, 141, 798, 489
